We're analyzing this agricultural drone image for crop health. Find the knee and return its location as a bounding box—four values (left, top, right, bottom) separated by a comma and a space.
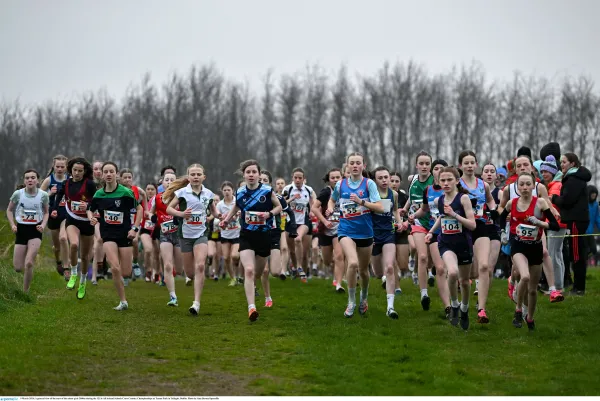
448, 270, 458, 281
347, 260, 358, 271
520, 274, 530, 284
384, 265, 394, 277
436, 265, 446, 278
69, 243, 79, 252
195, 261, 205, 274
417, 254, 428, 266
244, 266, 255, 280
459, 277, 470, 288
478, 262, 490, 274
528, 287, 537, 297
59, 235, 68, 245
232, 253, 240, 263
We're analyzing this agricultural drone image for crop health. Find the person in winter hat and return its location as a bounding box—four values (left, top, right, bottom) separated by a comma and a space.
552, 152, 592, 295
540, 155, 567, 293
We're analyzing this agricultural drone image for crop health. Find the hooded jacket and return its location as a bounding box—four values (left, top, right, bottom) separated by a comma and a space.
586, 185, 600, 234
552, 166, 592, 223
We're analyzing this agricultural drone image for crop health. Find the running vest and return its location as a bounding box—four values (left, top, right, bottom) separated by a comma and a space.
372, 188, 394, 234
49, 173, 67, 207
14, 188, 45, 225
510, 196, 543, 243
174, 184, 214, 239
426, 185, 444, 232
155, 193, 177, 234
460, 177, 487, 221
65, 178, 92, 221
285, 184, 313, 226
338, 178, 373, 239
437, 192, 470, 242
217, 199, 241, 239
408, 174, 434, 228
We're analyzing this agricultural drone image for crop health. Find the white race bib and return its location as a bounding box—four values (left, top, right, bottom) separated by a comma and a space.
245, 211, 266, 226
409, 200, 422, 216
340, 202, 368, 218
292, 203, 306, 214
516, 224, 539, 241
104, 210, 124, 225
328, 212, 341, 222
71, 201, 87, 215
441, 216, 462, 234
380, 199, 392, 214
185, 211, 204, 226
21, 209, 39, 224
161, 220, 177, 234
143, 220, 155, 230
474, 203, 484, 218
130, 211, 136, 226
224, 219, 240, 231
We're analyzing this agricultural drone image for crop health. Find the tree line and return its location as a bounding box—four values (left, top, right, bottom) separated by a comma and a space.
1, 61, 599, 207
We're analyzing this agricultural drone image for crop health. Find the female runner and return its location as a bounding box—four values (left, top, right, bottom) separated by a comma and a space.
217, 182, 241, 286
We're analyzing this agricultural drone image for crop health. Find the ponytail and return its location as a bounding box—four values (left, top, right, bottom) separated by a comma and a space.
456, 183, 471, 195
162, 176, 190, 204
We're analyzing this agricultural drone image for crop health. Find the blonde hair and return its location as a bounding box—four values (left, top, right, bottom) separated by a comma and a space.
162, 164, 204, 203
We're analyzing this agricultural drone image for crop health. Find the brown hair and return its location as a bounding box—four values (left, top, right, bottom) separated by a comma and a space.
440, 167, 470, 195
563, 152, 581, 168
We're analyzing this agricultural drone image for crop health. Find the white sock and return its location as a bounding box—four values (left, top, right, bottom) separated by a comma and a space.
265, 296, 272, 302
192, 301, 200, 309
386, 294, 394, 310
169, 291, 176, 298
428, 271, 434, 278
420, 289, 428, 298
460, 303, 469, 313
451, 299, 460, 308
549, 286, 556, 292
71, 265, 78, 276
80, 275, 87, 283
348, 288, 356, 305
248, 303, 256, 311
360, 286, 368, 302
475, 279, 479, 289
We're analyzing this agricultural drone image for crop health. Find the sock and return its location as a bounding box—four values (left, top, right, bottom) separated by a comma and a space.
71, 265, 78, 276
386, 294, 394, 310
348, 288, 356, 305
360, 286, 368, 302
248, 303, 256, 311
460, 303, 469, 313
420, 289, 428, 298
549, 286, 556, 292
451, 299, 460, 308
428, 271, 434, 278
193, 301, 200, 308
81, 275, 87, 284
265, 296, 272, 302
475, 279, 479, 289
169, 291, 176, 298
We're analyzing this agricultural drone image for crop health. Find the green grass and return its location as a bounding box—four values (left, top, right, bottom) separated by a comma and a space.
1, 211, 600, 395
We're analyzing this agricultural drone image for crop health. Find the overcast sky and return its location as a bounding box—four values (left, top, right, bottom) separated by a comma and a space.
1, 0, 598, 104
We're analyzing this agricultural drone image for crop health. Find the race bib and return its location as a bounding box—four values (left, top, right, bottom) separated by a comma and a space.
516, 224, 539, 241
245, 211, 266, 226
292, 203, 307, 214
224, 219, 240, 231
380, 199, 392, 214
340, 202, 369, 218
312, 219, 318, 231
143, 220, 155, 230
484, 212, 493, 225
474, 203, 484, 218
58, 196, 66, 207
213, 218, 221, 233
161, 220, 177, 234
71, 201, 87, 215
328, 212, 341, 222
281, 212, 288, 221
441, 216, 462, 234
185, 211, 204, 226
104, 210, 124, 225
130, 211, 136, 225
21, 209, 38, 224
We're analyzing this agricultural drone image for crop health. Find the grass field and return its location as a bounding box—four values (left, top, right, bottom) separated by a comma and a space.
1, 212, 600, 396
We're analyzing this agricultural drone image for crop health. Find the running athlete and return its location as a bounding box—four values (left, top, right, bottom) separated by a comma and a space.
7, 170, 50, 293
498, 172, 560, 330
88, 162, 142, 311
425, 167, 476, 330
401, 151, 434, 310
165, 164, 217, 316
311, 168, 345, 293
91, 161, 105, 283
390, 171, 409, 293
458, 151, 497, 323
220, 159, 282, 322
259, 170, 296, 307
157, 165, 176, 193
328, 152, 384, 318
283, 168, 316, 282
207, 194, 222, 281
370, 166, 402, 319
412, 159, 452, 317
40, 155, 69, 278
274, 177, 290, 276
54, 157, 98, 299
480, 163, 503, 287
217, 182, 241, 287
149, 171, 182, 305
139, 182, 158, 284
120, 169, 147, 280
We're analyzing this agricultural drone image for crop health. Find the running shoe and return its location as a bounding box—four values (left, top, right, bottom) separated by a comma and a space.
64, 269, 71, 282
359, 299, 368, 315
512, 310, 523, 328
336, 285, 346, 294
113, 301, 128, 311
381, 276, 387, 289
420, 295, 431, 311
265, 299, 273, 308
185, 277, 193, 286
428, 275, 435, 287
386, 308, 399, 319
56, 261, 65, 276
298, 268, 307, 283
237, 277, 244, 284
550, 290, 565, 303
133, 263, 142, 278
525, 316, 535, 331
92, 280, 98, 286
189, 302, 199, 316
76, 281, 86, 300
228, 279, 237, 287
167, 296, 178, 307
395, 288, 402, 295
477, 309, 489, 324
248, 307, 259, 321
408, 256, 415, 272
213, 275, 219, 282
279, 273, 286, 280
291, 268, 298, 279
412, 273, 419, 286
460, 309, 469, 331
66, 274, 77, 290
344, 303, 356, 318
450, 306, 459, 326
508, 276, 515, 302
445, 306, 451, 320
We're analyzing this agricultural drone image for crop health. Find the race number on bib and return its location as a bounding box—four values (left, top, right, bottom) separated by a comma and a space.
71, 201, 87, 215
516, 224, 539, 241
130, 211, 136, 226
441, 216, 462, 234
292, 203, 306, 214
58, 196, 66, 207
224, 219, 240, 231
474, 204, 484, 218
21, 209, 38, 224
245, 211, 266, 226
328, 212, 341, 222
143, 220, 155, 230
161, 220, 177, 234
341, 202, 368, 218
104, 210, 124, 225
185, 211, 204, 226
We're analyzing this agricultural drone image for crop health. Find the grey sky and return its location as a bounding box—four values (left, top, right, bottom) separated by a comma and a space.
1, 0, 598, 104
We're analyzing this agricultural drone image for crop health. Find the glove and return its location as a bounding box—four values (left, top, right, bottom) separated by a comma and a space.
526, 216, 543, 227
